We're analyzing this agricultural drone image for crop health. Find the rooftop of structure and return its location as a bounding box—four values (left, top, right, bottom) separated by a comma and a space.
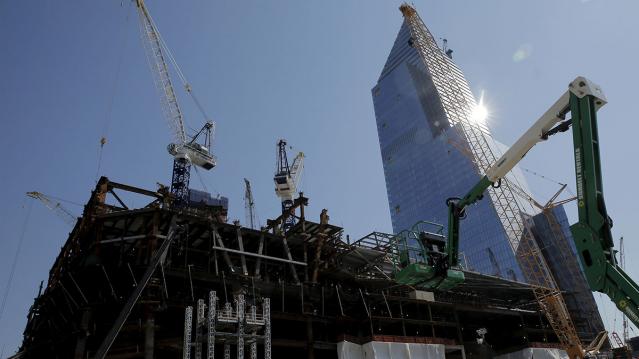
53, 176, 541, 313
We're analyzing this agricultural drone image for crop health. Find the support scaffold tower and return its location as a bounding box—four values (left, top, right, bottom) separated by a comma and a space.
183, 292, 271, 359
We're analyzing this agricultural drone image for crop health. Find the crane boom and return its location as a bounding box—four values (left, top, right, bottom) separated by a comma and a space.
136, 0, 186, 144
244, 178, 258, 230
289, 152, 304, 193
26, 192, 77, 227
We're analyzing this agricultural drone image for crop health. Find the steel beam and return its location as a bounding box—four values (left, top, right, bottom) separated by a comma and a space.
94, 216, 179, 359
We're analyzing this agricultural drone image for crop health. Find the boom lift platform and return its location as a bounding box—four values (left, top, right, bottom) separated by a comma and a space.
394, 76, 639, 332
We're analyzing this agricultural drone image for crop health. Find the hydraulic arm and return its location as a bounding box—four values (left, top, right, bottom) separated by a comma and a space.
447, 77, 606, 272
396, 76, 639, 330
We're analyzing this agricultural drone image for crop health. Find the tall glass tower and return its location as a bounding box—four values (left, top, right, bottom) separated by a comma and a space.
371, 5, 606, 345
371, 20, 525, 281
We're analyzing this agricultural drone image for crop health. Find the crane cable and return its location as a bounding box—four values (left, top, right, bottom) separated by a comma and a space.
96, 1, 132, 182
522, 167, 576, 197
0, 200, 33, 327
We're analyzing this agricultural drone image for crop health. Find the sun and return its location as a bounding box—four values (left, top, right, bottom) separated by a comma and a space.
471, 93, 489, 125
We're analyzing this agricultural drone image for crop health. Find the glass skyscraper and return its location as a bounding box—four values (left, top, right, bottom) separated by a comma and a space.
371, 11, 605, 344
371, 21, 524, 280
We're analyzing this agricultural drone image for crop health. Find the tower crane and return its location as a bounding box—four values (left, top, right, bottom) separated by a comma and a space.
274, 139, 304, 231
244, 178, 258, 230
135, 0, 216, 208
26, 192, 77, 227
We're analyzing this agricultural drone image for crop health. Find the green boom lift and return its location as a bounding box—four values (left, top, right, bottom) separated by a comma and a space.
394, 76, 639, 328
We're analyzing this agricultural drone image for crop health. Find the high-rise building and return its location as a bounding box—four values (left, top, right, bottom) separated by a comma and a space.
371, 6, 605, 344
371, 20, 525, 280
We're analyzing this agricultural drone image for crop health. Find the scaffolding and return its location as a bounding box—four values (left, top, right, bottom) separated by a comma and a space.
398, 3, 581, 353
183, 292, 271, 359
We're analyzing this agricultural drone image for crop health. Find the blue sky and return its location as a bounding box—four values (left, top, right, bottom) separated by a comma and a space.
1, 0, 638, 355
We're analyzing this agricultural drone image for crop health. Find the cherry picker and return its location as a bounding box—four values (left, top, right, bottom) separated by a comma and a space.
394, 76, 639, 330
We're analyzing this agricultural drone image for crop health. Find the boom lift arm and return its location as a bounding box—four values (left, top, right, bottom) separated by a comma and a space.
419, 76, 639, 329
443, 77, 605, 270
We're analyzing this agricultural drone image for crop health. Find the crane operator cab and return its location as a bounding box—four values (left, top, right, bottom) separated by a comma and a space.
167, 142, 216, 170
393, 221, 464, 290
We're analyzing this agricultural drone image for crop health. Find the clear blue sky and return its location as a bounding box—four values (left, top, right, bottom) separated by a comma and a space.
1, 0, 638, 355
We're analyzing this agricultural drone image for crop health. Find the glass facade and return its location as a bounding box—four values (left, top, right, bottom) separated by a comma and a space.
371, 21, 524, 281
529, 206, 605, 343
372, 17, 606, 342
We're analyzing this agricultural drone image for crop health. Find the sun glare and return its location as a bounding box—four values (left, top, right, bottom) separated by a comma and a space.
471, 93, 489, 125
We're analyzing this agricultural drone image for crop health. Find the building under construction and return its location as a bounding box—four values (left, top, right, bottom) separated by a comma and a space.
10, 2, 619, 359
13, 177, 571, 359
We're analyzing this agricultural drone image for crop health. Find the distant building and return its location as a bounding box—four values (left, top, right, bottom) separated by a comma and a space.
528, 206, 605, 343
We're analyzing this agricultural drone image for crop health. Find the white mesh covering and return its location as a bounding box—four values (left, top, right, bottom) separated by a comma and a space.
495, 348, 569, 359
337, 341, 446, 359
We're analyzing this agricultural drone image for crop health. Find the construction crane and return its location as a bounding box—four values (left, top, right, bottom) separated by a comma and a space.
135, 0, 216, 208
394, 76, 639, 358
274, 139, 304, 231
244, 178, 258, 230
397, 4, 583, 357
26, 192, 77, 227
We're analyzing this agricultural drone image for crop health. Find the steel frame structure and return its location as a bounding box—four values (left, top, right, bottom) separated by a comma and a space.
13, 176, 567, 359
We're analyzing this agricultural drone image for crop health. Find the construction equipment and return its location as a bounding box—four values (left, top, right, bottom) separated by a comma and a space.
274, 139, 304, 231
26, 192, 77, 227
394, 76, 639, 357
393, 221, 464, 290
136, 0, 216, 207
244, 178, 258, 229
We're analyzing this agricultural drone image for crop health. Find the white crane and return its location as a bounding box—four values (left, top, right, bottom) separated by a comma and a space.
274, 139, 304, 230
135, 0, 216, 207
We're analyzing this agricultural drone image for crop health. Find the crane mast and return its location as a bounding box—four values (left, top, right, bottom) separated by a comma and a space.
274, 139, 304, 231
135, 0, 216, 208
